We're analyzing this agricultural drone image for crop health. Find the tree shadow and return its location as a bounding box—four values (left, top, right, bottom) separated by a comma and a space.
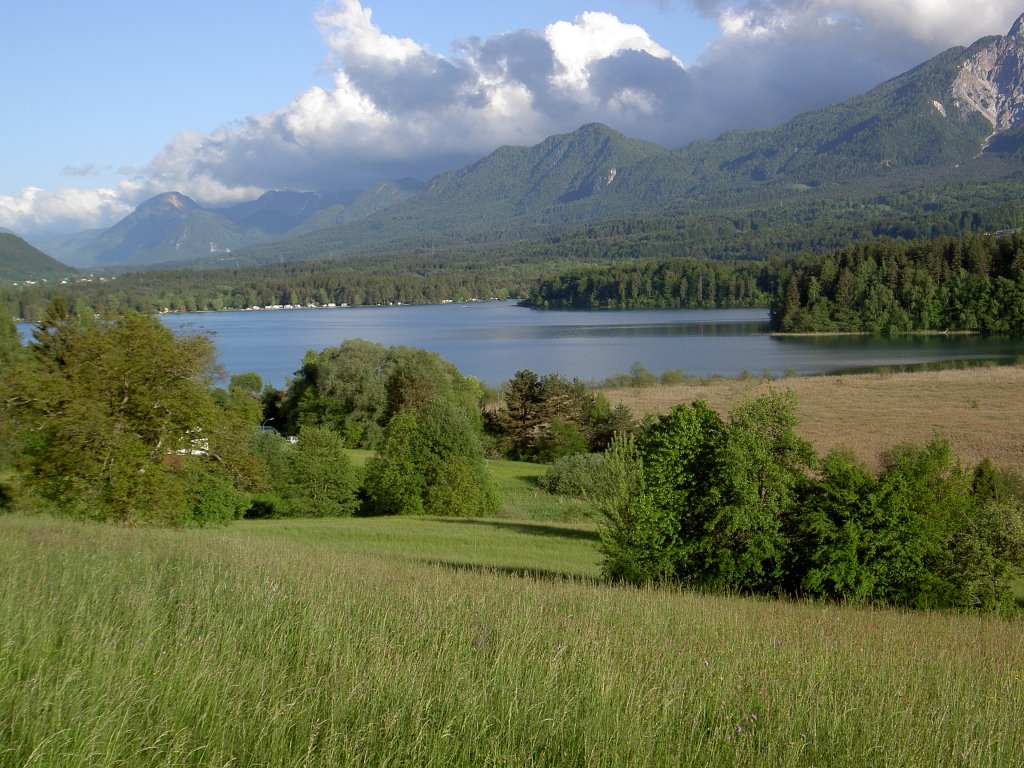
423, 558, 599, 584
429, 516, 600, 542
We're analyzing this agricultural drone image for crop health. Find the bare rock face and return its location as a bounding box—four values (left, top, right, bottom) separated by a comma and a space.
952, 13, 1024, 133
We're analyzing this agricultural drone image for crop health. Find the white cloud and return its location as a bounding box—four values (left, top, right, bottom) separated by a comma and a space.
3, 0, 1021, 236
546, 11, 684, 91
695, 0, 1021, 46
0, 186, 134, 233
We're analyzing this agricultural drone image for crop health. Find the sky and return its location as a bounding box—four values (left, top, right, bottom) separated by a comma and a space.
2, 0, 1021, 236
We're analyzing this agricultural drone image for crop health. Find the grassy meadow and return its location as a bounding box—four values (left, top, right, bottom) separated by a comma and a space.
3, 512, 1024, 768
4, 365, 1024, 766
603, 363, 1024, 474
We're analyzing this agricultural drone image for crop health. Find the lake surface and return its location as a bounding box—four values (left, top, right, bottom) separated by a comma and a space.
19, 302, 1024, 388
159, 302, 1024, 388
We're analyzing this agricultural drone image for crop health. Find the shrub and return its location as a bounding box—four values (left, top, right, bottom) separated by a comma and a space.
538, 452, 608, 497
536, 418, 589, 463
278, 426, 360, 517
365, 395, 499, 517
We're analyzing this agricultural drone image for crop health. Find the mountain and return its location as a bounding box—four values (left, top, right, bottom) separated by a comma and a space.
0, 233, 75, 282
51, 14, 1024, 269
57, 192, 216, 268
220, 15, 1024, 267
54, 183, 422, 269
214, 189, 361, 236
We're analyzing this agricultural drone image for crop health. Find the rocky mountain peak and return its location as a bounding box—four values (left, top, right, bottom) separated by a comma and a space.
951, 15, 1024, 133
1009, 12, 1024, 42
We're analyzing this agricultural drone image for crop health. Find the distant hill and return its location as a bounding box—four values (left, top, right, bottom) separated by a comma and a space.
0, 233, 74, 282
53, 185, 421, 269
45, 13, 1024, 269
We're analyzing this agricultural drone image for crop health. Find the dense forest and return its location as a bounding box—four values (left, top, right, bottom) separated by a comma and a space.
525, 232, 1024, 336
522, 259, 772, 309
769, 232, 1024, 334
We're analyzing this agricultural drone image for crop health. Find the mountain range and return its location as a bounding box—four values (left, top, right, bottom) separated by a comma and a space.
15, 13, 1024, 275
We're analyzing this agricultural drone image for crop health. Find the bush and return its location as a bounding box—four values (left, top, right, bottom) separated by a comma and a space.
278, 426, 361, 517
184, 465, 249, 525
538, 453, 608, 497
535, 418, 589, 463
365, 395, 499, 517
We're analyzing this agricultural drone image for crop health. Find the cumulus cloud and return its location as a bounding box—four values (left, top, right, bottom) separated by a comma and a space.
3, 0, 1021, 235
0, 186, 135, 234
692, 1, 1021, 46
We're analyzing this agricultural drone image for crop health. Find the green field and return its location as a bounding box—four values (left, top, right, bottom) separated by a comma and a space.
2, 511, 1022, 767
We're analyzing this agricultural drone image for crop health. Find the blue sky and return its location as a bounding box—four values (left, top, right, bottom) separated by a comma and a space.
2, 1, 1021, 235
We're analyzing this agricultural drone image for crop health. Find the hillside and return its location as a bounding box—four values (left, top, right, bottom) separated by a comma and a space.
3, 512, 1022, 765
0, 232, 74, 282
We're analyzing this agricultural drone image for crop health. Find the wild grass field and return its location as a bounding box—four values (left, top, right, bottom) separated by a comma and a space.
4, 365, 1024, 766
3, 512, 1023, 768
603, 363, 1024, 474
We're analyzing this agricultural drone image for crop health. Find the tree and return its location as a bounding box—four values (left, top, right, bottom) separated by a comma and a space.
0, 309, 22, 366
278, 426, 360, 517
635, 400, 728, 584
2, 308, 231, 523
716, 390, 817, 590
598, 391, 816, 592
594, 432, 675, 583
364, 395, 499, 517
363, 411, 425, 516
0, 311, 27, 469
277, 341, 481, 450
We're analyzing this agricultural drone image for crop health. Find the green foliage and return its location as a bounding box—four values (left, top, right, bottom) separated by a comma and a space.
277, 426, 361, 518
790, 449, 886, 602
410, 396, 499, 518
716, 391, 818, 591
1, 307, 232, 524
363, 411, 425, 516
365, 396, 499, 517
537, 452, 608, 497
593, 432, 676, 583
181, 462, 250, 525
0, 310, 22, 367
524, 258, 771, 309
490, 369, 632, 460
598, 390, 1024, 610
631, 400, 727, 585
277, 340, 480, 450
769, 233, 1024, 335
535, 418, 589, 463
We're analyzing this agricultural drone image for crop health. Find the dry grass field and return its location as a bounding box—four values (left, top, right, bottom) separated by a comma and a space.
603, 364, 1024, 474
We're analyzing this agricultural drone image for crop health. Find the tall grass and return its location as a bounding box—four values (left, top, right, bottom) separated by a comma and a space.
2, 513, 1022, 767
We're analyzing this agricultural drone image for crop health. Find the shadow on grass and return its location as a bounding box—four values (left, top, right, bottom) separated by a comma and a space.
430, 517, 600, 543
424, 558, 600, 584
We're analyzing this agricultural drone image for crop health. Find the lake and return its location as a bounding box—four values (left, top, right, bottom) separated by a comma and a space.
18, 302, 1024, 388
160, 302, 1024, 388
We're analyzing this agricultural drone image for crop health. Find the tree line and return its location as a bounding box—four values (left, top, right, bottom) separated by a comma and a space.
523, 232, 1024, 336
770, 232, 1024, 334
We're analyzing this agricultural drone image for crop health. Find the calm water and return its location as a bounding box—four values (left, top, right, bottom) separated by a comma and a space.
19, 302, 1024, 388
161, 302, 1024, 387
